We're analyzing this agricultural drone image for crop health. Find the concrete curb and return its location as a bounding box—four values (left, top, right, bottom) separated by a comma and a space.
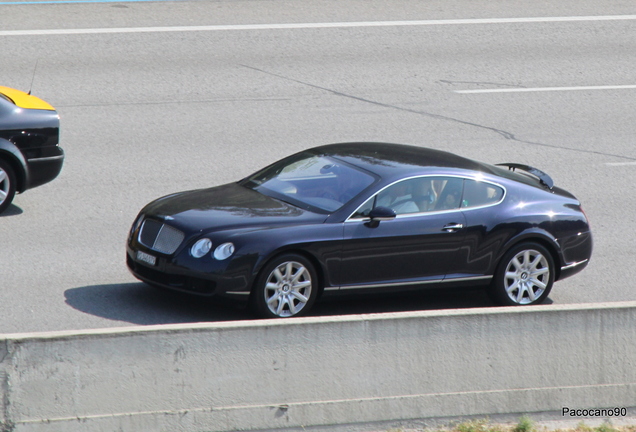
2, 302, 635, 431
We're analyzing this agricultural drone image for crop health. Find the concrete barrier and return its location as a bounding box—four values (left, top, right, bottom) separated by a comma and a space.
1, 302, 635, 432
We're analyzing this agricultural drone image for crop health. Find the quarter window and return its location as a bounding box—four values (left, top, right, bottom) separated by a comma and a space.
461, 180, 504, 208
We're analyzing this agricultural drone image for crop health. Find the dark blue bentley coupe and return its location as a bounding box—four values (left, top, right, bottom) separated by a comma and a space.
127, 142, 592, 318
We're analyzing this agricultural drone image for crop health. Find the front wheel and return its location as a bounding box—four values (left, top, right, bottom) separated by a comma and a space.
490, 242, 555, 306
251, 254, 318, 318
0, 159, 17, 214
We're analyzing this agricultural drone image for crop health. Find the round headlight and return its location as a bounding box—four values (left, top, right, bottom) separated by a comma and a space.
213, 242, 235, 260
191, 238, 212, 258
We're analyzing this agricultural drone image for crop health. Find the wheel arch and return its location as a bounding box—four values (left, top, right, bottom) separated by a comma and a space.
0, 138, 28, 193
249, 247, 326, 299
498, 231, 563, 281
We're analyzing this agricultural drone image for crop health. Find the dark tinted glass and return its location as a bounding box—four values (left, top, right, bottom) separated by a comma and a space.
461, 180, 504, 208
243, 153, 375, 213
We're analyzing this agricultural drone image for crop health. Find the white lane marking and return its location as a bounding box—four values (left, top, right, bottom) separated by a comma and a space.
1, 15, 636, 36
606, 162, 636, 166
1, 0, 168, 4
456, 85, 636, 94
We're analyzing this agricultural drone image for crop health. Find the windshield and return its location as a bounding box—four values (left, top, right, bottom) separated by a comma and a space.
240, 152, 376, 213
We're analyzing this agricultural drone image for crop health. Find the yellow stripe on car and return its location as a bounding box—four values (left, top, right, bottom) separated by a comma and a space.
0, 86, 55, 111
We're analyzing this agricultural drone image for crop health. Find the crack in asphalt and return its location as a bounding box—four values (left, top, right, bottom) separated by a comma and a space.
241, 64, 636, 162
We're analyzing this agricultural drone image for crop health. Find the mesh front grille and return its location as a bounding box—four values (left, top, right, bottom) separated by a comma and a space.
139, 219, 161, 247
139, 220, 184, 254
153, 224, 185, 254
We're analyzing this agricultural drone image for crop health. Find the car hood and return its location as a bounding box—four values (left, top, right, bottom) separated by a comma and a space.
141, 182, 327, 233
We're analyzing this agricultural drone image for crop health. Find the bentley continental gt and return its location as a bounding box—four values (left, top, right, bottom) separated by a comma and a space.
127, 142, 592, 318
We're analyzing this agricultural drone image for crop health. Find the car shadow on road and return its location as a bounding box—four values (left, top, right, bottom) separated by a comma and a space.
64, 283, 253, 325
310, 286, 517, 317
0, 204, 23, 217
64, 282, 546, 326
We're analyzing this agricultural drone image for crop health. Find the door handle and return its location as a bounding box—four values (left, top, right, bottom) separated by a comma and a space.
442, 223, 464, 233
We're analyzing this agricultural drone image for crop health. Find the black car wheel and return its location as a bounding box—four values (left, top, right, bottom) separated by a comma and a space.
490, 242, 554, 306
0, 159, 16, 214
252, 254, 318, 318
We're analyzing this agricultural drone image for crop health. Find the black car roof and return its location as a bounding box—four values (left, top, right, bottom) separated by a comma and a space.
311, 142, 498, 179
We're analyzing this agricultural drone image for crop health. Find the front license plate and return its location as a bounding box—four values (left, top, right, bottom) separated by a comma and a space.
136, 250, 157, 266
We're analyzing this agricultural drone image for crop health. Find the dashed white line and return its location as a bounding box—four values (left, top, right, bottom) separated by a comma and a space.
456, 85, 636, 94
1, 15, 636, 37
605, 162, 636, 166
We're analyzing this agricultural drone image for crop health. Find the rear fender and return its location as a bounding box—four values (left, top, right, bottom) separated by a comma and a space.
496, 228, 563, 277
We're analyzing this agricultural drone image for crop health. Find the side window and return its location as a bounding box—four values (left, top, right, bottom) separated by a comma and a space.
462, 180, 504, 208
350, 176, 468, 219
375, 179, 421, 215
432, 177, 464, 211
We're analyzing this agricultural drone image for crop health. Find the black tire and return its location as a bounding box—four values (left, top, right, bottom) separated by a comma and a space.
490, 242, 555, 306
251, 253, 318, 318
0, 159, 16, 214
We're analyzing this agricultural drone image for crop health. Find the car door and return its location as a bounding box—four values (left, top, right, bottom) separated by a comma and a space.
337, 177, 467, 287
450, 178, 507, 279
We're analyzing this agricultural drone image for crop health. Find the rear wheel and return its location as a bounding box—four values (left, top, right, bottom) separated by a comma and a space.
490, 242, 554, 306
0, 159, 16, 214
252, 254, 318, 318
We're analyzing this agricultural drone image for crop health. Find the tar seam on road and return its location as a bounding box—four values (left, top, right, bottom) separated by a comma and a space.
240, 64, 636, 162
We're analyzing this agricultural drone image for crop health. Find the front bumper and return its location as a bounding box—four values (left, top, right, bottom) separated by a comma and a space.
127, 251, 218, 295
126, 244, 253, 298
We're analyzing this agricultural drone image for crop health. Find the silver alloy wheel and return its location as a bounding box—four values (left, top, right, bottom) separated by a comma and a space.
503, 249, 550, 304
264, 261, 313, 317
0, 166, 9, 206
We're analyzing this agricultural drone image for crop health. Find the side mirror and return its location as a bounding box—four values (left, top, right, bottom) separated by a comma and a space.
368, 206, 396, 222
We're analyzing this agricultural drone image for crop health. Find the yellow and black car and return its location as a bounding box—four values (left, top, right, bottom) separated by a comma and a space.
0, 86, 64, 213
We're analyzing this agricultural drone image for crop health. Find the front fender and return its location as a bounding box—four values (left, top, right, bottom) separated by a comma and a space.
233, 223, 343, 291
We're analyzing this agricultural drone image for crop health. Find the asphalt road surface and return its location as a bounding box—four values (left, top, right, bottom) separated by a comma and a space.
1, 0, 635, 333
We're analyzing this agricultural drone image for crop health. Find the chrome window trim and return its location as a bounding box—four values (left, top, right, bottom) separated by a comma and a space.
346, 174, 507, 222
325, 275, 493, 291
